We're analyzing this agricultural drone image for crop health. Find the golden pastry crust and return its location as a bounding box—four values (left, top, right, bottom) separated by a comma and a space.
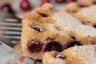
78, 0, 93, 7
58, 0, 96, 27
35, 3, 53, 16
73, 5, 96, 26
58, 0, 96, 14
58, 2, 80, 13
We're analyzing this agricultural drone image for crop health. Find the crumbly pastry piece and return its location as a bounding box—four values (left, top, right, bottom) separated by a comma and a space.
43, 45, 96, 64
35, 3, 53, 16
63, 45, 96, 64
43, 51, 66, 64
52, 12, 96, 44
14, 42, 22, 54
58, 2, 80, 13
21, 4, 72, 60
73, 5, 96, 26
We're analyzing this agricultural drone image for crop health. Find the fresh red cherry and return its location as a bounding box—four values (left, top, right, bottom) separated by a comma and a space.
55, 0, 65, 3
28, 40, 44, 53
20, 0, 32, 11
41, 0, 50, 5
0, 4, 14, 14
66, 0, 76, 3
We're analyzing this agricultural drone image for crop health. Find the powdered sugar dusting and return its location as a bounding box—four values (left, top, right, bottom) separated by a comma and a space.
52, 12, 82, 32
46, 24, 58, 32
64, 45, 96, 64
52, 12, 96, 41
45, 23, 69, 36
78, 5, 96, 21
75, 25, 96, 36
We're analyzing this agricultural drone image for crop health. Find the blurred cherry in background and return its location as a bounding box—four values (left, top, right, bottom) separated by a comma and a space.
41, 0, 50, 5
0, 3, 14, 14
0, 0, 77, 18
20, 0, 32, 11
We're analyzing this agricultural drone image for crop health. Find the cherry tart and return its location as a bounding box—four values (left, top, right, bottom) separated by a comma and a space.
22, 3, 96, 60
21, 4, 72, 60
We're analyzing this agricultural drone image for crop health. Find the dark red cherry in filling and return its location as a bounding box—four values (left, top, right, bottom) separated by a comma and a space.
0, 4, 14, 14
38, 12, 48, 17
28, 40, 43, 53
20, 0, 32, 11
44, 41, 62, 52
93, 25, 96, 28
80, 5, 88, 7
63, 40, 82, 49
